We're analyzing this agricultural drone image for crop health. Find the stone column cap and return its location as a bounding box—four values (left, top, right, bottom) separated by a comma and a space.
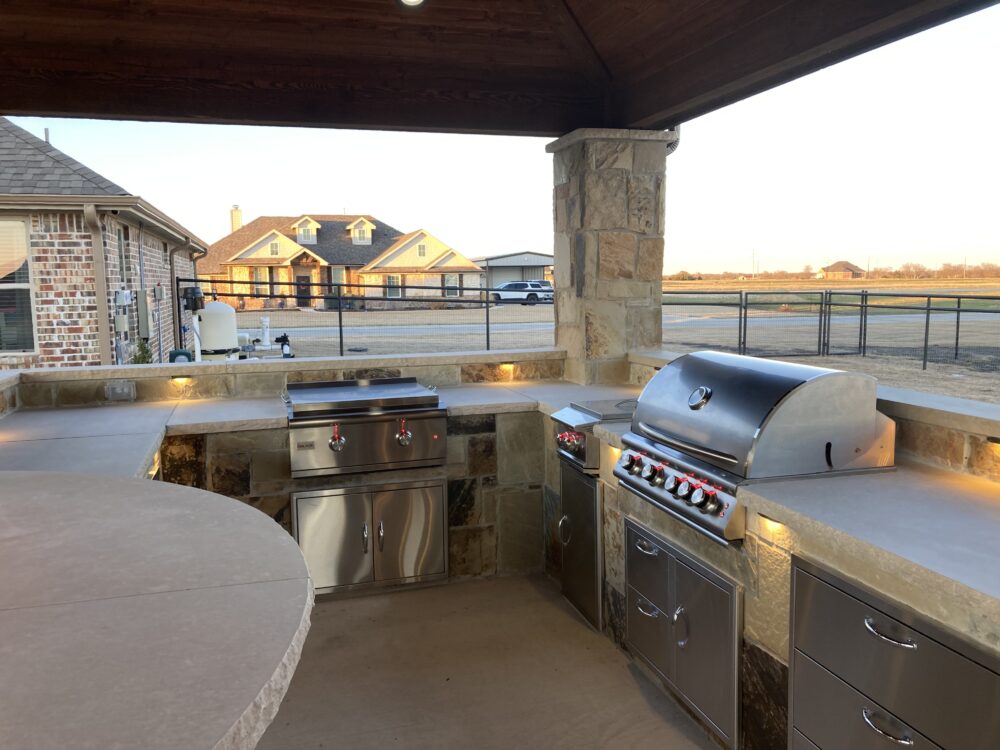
546, 128, 678, 153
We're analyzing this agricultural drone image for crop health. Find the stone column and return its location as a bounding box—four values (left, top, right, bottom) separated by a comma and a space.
547, 128, 676, 384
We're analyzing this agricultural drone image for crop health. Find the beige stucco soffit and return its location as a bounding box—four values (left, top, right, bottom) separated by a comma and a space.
290, 216, 321, 229
357, 230, 424, 272
223, 229, 300, 264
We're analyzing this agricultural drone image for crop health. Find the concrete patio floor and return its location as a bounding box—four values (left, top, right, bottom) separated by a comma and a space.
259, 576, 718, 750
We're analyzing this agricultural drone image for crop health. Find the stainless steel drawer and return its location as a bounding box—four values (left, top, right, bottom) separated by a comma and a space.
793, 651, 942, 750
792, 730, 820, 750
794, 568, 1000, 750
627, 586, 673, 680
626, 525, 670, 610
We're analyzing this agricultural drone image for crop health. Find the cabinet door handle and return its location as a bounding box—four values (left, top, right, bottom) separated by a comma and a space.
377, 520, 385, 552
861, 708, 914, 746
362, 523, 369, 554
635, 599, 659, 618
672, 605, 689, 649
558, 515, 571, 545
864, 617, 918, 650
634, 537, 659, 556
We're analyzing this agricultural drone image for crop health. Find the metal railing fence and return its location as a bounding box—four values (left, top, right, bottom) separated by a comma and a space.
175, 277, 554, 358
663, 289, 1000, 371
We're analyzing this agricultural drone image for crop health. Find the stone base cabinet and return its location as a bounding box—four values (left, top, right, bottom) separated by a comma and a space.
292, 480, 447, 594
790, 557, 1000, 749
625, 519, 742, 748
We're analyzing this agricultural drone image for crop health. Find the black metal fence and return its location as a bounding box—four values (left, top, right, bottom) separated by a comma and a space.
662, 290, 1000, 371
175, 277, 554, 357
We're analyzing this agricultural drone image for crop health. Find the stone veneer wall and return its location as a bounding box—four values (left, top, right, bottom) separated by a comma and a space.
160, 409, 545, 582
894, 416, 1000, 481
15, 356, 564, 408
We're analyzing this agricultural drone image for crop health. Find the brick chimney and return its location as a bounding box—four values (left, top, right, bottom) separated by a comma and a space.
230, 204, 243, 232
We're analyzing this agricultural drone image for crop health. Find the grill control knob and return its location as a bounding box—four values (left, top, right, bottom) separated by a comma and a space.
662, 474, 679, 493
620, 453, 639, 471
691, 486, 716, 508
703, 493, 723, 515
641, 464, 665, 485
676, 479, 700, 500
629, 456, 645, 475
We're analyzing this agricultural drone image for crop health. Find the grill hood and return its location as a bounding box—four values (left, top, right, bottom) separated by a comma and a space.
632, 351, 894, 480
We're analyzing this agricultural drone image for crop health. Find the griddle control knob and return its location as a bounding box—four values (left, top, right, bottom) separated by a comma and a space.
328, 423, 347, 452
396, 418, 414, 447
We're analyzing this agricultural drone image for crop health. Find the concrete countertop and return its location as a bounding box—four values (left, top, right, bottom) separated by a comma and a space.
0, 382, 641, 477
739, 464, 1000, 655
0, 471, 312, 749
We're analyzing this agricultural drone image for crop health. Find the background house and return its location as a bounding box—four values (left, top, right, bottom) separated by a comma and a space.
0, 117, 206, 368
471, 251, 553, 288
358, 229, 482, 306
199, 209, 405, 309
201, 210, 482, 308
816, 260, 866, 280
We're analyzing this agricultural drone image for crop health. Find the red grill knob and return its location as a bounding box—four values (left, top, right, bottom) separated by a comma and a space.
676, 479, 700, 500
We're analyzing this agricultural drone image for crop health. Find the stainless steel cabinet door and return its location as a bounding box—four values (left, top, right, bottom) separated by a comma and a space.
295, 489, 373, 590
672, 558, 736, 744
373, 484, 445, 582
559, 462, 601, 629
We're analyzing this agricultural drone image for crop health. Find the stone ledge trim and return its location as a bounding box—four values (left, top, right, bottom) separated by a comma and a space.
546, 128, 679, 154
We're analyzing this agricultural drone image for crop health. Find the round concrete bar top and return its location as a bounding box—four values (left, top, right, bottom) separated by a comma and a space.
0, 471, 313, 750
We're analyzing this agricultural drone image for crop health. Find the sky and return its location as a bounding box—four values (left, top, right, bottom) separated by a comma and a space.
9, 4, 1000, 275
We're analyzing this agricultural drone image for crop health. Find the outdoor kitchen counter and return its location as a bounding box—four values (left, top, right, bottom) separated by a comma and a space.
438, 380, 640, 416
0, 471, 312, 750
741, 464, 1000, 657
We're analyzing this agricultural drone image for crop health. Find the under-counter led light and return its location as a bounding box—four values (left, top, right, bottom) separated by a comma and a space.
988, 437, 1000, 445
400, 0, 424, 6
171, 376, 192, 385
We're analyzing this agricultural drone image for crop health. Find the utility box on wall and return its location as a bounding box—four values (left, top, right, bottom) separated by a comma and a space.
137, 289, 155, 339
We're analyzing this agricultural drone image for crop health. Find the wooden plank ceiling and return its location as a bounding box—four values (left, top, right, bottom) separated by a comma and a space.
0, 0, 994, 135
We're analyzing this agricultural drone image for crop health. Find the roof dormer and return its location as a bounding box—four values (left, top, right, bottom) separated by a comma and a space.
291, 216, 321, 245
347, 217, 375, 245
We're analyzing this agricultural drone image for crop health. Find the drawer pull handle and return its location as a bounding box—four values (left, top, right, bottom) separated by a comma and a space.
634, 538, 659, 556
635, 599, 660, 618
672, 605, 690, 649
864, 617, 918, 650
862, 708, 914, 746
362, 523, 369, 554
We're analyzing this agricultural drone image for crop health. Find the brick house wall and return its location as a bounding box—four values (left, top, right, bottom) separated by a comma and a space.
0, 210, 198, 369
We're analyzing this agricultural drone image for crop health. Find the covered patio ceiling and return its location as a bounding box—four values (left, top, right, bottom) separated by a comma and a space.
1, 0, 995, 136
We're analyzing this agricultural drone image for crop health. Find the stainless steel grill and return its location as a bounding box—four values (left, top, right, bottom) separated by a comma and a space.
615, 351, 895, 544
286, 377, 447, 478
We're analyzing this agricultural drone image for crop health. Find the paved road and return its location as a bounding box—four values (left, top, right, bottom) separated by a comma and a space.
240, 321, 554, 339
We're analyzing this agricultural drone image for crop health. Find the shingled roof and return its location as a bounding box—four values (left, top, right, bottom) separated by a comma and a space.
822, 260, 866, 274
200, 214, 404, 274
0, 117, 130, 196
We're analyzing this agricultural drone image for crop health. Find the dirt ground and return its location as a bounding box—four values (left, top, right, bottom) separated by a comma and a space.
775, 354, 1000, 403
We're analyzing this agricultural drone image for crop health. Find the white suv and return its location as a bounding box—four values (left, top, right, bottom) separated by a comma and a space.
491, 281, 554, 304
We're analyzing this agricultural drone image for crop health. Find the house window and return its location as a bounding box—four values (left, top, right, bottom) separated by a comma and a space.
0, 219, 35, 353
386, 274, 402, 298
353, 225, 370, 245
254, 267, 269, 295
297, 226, 315, 244
329, 267, 346, 286
269, 241, 280, 256
442, 273, 460, 297
418, 244, 426, 258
